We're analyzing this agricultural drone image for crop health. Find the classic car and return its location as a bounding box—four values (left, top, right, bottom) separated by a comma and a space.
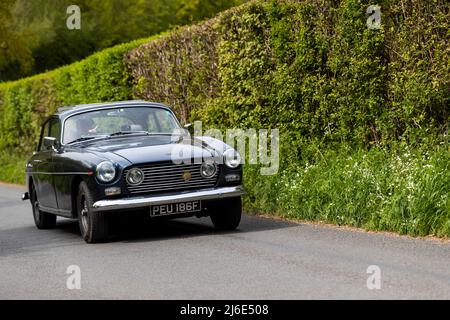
22, 100, 244, 243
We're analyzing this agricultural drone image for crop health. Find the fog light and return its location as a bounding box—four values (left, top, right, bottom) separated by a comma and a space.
225, 174, 240, 182
200, 162, 217, 178
126, 168, 144, 185
105, 187, 121, 196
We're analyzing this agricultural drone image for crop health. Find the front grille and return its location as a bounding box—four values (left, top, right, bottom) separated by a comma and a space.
124, 162, 219, 195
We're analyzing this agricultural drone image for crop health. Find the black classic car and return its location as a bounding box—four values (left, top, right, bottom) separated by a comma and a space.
22, 101, 244, 243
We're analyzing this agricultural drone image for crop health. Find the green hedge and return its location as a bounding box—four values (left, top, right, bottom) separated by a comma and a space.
0, 38, 153, 153
125, 0, 449, 236
127, 0, 449, 145
0, 0, 448, 236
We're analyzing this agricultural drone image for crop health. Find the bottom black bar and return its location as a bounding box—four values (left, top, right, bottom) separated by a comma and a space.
0, 300, 447, 318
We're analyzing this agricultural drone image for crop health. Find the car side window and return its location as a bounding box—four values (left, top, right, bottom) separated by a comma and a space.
38, 121, 51, 151
49, 119, 61, 141
38, 119, 60, 151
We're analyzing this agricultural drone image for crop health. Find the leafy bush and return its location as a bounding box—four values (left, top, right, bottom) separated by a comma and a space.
0, 0, 448, 237
0, 150, 27, 185
0, 38, 150, 154
126, 22, 219, 123
245, 144, 450, 237
128, 0, 449, 145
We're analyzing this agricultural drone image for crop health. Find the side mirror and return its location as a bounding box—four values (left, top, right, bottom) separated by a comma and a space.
183, 123, 193, 135
170, 127, 191, 143
43, 137, 59, 151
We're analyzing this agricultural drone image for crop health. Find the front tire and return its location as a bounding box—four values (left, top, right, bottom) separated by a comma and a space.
210, 197, 242, 231
31, 183, 56, 229
77, 181, 109, 243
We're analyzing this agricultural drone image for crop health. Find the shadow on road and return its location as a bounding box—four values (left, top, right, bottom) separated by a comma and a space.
108, 213, 297, 243
0, 214, 298, 255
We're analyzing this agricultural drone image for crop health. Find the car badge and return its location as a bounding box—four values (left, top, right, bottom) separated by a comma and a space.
182, 171, 192, 182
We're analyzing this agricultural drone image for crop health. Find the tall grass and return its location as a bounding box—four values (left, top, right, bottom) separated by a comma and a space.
1, 143, 448, 237
245, 144, 450, 237
0, 151, 27, 185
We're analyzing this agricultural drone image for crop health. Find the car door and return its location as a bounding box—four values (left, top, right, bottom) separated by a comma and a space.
52, 118, 73, 214
33, 118, 59, 210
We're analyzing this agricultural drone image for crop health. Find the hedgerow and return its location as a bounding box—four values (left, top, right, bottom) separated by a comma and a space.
128, 0, 449, 145
0, 0, 448, 236
0, 38, 151, 153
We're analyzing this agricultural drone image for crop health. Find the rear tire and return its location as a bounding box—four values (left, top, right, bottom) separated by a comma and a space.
30, 183, 56, 229
77, 181, 109, 243
210, 197, 242, 231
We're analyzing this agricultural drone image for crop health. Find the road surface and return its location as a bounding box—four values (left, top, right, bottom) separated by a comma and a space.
0, 183, 449, 299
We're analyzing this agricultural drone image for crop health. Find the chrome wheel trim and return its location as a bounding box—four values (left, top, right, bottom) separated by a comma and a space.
80, 197, 89, 234
32, 189, 40, 223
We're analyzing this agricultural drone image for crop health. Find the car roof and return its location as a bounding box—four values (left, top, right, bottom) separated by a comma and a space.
55, 100, 173, 119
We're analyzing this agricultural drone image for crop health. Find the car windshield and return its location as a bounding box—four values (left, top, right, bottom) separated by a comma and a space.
63, 107, 180, 144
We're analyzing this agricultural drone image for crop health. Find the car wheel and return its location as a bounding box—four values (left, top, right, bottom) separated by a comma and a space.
30, 183, 56, 229
210, 197, 242, 231
77, 181, 109, 243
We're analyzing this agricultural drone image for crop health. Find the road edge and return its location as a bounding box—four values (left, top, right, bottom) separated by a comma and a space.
1, 180, 448, 244
0, 181, 26, 189
254, 213, 450, 244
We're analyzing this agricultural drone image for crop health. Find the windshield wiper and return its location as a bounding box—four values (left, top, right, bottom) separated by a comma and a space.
109, 131, 150, 137
66, 135, 108, 145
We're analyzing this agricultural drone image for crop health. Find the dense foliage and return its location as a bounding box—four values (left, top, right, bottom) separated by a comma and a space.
0, 39, 150, 152
128, 0, 449, 144
0, 0, 244, 81
126, 0, 449, 236
0, 0, 448, 236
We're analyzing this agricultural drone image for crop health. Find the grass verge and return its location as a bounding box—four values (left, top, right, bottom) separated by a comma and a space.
1, 144, 448, 238
244, 144, 450, 238
0, 151, 27, 185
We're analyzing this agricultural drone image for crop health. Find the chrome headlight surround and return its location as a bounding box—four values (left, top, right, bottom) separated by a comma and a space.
126, 168, 144, 186
223, 149, 241, 169
96, 161, 116, 183
200, 161, 217, 178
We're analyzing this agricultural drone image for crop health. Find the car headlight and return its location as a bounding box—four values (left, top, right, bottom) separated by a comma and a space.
224, 149, 241, 168
126, 168, 144, 185
96, 161, 116, 183
200, 161, 217, 178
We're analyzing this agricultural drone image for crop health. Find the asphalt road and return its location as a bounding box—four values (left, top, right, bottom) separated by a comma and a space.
1, 183, 449, 299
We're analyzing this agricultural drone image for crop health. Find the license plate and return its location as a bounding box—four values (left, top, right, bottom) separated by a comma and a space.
150, 201, 202, 217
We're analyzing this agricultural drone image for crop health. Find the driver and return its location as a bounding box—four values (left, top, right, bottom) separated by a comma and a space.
76, 117, 98, 136
65, 117, 98, 143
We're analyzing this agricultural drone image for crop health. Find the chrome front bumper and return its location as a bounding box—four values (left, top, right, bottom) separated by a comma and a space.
92, 186, 245, 212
